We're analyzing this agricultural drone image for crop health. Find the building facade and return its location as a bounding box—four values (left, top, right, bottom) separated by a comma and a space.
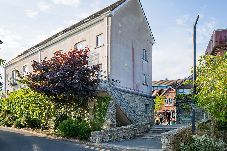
206, 29, 227, 56
4, 0, 154, 95
4, 0, 154, 125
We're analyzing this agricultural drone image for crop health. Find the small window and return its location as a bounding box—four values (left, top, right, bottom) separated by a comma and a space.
145, 104, 150, 114
74, 40, 86, 50
22, 65, 29, 75
142, 49, 148, 61
96, 34, 104, 47
143, 74, 148, 85
11, 70, 17, 85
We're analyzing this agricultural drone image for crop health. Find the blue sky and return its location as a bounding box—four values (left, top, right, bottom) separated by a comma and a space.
0, 0, 226, 82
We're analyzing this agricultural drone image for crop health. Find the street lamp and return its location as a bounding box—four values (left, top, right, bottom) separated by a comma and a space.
192, 15, 199, 134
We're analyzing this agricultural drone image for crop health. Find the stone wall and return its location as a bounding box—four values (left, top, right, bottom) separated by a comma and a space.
161, 125, 192, 151
90, 122, 151, 143
99, 81, 154, 127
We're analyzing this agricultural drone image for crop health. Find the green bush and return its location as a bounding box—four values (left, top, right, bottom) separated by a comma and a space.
181, 135, 226, 151
58, 119, 79, 137
0, 88, 55, 129
54, 113, 68, 130
58, 118, 91, 140
90, 96, 111, 131
78, 120, 91, 139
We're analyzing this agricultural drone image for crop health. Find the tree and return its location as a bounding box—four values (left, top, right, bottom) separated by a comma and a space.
25, 48, 101, 107
154, 95, 165, 112
196, 53, 227, 122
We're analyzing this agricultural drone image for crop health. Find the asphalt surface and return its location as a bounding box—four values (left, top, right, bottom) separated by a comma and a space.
0, 128, 96, 151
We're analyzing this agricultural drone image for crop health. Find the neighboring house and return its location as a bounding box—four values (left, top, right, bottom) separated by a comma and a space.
4, 0, 154, 126
206, 29, 227, 56
152, 87, 176, 124
152, 76, 193, 124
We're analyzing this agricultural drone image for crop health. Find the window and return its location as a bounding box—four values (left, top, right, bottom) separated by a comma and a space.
142, 49, 148, 61
11, 70, 17, 85
22, 65, 29, 75
74, 40, 86, 50
143, 74, 148, 85
145, 104, 150, 114
96, 34, 104, 47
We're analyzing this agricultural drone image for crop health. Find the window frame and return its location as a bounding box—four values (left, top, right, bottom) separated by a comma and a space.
96, 33, 104, 48
11, 70, 17, 85
142, 49, 148, 62
74, 40, 86, 50
22, 64, 29, 75
142, 74, 148, 86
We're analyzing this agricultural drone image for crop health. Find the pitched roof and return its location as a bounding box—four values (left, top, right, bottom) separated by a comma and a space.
16, 0, 126, 59
152, 75, 193, 89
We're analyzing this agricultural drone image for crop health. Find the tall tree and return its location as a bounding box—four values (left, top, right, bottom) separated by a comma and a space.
196, 53, 227, 121
25, 48, 101, 107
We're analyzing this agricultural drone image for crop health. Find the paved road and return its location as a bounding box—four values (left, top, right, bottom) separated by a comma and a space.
0, 128, 108, 151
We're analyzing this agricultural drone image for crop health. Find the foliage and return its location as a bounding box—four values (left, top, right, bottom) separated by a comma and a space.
25, 48, 101, 107
57, 118, 91, 139
170, 127, 193, 151
176, 94, 192, 114
180, 135, 226, 151
0, 59, 5, 91
0, 88, 55, 128
196, 53, 227, 121
154, 95, 165, 111
90, 96, 111, 131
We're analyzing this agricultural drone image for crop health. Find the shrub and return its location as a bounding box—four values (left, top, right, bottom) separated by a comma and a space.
54, 113, 68, 130
58, 118, 91, 140
0, 88, 55, 129
58, 119, 79, 138
90, 96, 111, 131
181, 135, 226, 151
78, 120, 91, 139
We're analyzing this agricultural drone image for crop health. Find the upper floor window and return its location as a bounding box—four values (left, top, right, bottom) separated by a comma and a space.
74, 40, 86, 50
96, 34, 104, 47
143, 74, 148, 86
22, 65, 29, 75
11, 70, 17, 85
142, 49, 148, 61
165, 98, 174, 105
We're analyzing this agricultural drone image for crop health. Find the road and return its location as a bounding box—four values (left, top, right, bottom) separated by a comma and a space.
0, 127, 107, 151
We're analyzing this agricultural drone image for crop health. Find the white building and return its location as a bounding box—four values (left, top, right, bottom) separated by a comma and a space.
4, 0, 155, 126
4, 0, 154, 94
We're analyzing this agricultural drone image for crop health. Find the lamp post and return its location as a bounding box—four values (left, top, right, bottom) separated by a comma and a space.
192, 15, 199, 134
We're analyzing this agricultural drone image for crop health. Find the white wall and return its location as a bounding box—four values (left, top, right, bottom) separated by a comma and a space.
110, 0, 153, 94
5, 18, 108, 92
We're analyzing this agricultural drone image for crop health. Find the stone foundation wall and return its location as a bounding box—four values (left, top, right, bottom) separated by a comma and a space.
99, 81, 154, 126
90, 122, 151, 143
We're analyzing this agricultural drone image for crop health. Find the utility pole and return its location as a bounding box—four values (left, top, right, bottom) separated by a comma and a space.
192, 15, 199, 134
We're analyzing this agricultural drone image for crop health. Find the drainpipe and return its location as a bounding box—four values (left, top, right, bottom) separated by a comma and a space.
4, 66, 6, 94
106, 13, 112, 79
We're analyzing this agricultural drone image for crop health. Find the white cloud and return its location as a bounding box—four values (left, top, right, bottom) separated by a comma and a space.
38, 2, 51, 12
176, 15, 190, 26
52, 0, 80, 6
25, 9, 38, 18
197, 18, 216, 45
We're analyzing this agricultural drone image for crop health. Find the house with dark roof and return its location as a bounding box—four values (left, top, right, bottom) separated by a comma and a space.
4, 0, 155, 126
152, 76, 193, 95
